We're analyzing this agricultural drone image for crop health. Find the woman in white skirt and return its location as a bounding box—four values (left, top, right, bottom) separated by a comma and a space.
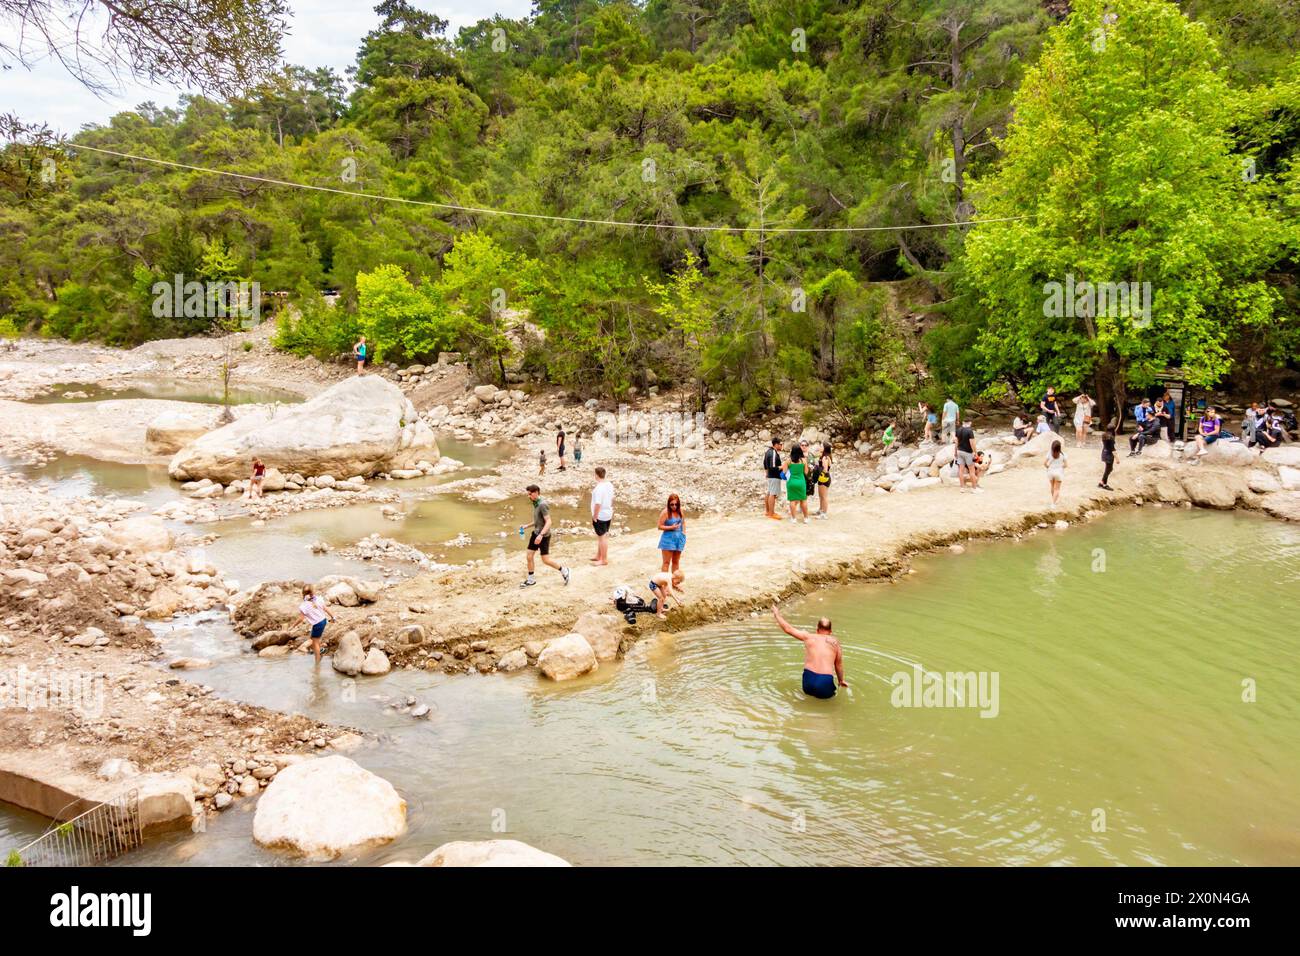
1044, 439, 1067, 506
1072, 392, 1095, 447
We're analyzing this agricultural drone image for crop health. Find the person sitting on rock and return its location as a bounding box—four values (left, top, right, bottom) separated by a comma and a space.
1193, 407, 1223, 458
1012, 415, 1030, 443
1265, 410, 1292, 444
1128, 401, 1161, 456
1255, 413, 1284, 450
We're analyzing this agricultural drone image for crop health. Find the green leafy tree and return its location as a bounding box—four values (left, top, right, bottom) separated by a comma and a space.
434, 232, 537, 383
964, 0, 1287, 423
355, 263, 443, 362
646, 251, 713, 407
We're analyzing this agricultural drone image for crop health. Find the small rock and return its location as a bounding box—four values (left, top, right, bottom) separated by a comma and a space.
361, 647, 391, 676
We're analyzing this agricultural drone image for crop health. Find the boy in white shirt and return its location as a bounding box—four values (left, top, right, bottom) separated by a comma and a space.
590, 466, 614, 566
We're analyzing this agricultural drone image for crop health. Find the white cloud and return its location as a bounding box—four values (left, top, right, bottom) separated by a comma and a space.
0, 1, 533, 135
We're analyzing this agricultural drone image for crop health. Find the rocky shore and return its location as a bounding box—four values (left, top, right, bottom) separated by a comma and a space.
0, 472, 359, 833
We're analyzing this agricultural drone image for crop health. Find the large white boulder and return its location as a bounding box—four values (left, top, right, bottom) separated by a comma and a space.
417, 839, 571, 867
135, 773, 197, 830
1179, 471, 1247, 509
361, 647, 391, 675
252, 756, 406, 860
538, 633, 597, 681
1195, 440, 1254, 467
1261, 447, 1300, 469
573, 611, 622, 662
1012, 431, 1057, 463
168, 376, 439, 481
1247, 469, 1283, 494
1141, 439, 1174, 460
145, 408, 225, 455
105, 516, 173, 555
496, 648, 529, 672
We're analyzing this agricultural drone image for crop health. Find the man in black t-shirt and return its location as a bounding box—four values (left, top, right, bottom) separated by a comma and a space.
954, 420, 982, 493
1040, 388, 1062, 433
763, 437, 784, 520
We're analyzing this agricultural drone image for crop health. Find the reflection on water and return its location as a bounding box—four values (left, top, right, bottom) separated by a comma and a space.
0, 801, 52, 853
4, 455, 177, 510
77, 509, 1300, 867
2, 435, 664, 590
204, 493, 661, 587
25, 381, 304, 405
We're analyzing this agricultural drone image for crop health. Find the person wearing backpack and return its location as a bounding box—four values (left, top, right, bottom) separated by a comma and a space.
812, 443, 832, 519
762, 437, 784, 520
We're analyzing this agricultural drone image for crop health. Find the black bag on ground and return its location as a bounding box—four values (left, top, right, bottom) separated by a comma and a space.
615, 592, 658, 623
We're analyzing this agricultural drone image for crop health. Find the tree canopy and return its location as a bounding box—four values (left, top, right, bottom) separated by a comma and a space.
1, 0, 1296, 425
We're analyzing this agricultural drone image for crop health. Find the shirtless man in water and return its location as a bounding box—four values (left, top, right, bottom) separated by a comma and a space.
772, 603, 847, 699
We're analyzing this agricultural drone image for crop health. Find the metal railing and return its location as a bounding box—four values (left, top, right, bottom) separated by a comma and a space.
6, 788, 142, 867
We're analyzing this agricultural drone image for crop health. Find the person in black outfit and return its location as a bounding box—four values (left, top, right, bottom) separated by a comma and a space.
1255, 418, 1282, 450
1040, 388, 1063, 433
1127, 402, 1161, 455
1099, 430, 1116, 490
763, 437, 784, 520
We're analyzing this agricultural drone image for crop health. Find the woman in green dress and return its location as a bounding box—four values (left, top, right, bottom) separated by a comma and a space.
786, 442, 810, 523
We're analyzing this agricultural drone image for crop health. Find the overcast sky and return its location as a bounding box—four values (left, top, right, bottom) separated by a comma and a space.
0, 1, 532, 135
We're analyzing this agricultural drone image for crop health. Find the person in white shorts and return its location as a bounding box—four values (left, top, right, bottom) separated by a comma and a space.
1044, 439, 1068, 506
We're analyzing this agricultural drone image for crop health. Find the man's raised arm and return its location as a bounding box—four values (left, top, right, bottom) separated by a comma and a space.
772, 604, 810, 643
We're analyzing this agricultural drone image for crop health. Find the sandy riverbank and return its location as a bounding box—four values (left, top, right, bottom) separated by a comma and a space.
233, 448, 1300, 675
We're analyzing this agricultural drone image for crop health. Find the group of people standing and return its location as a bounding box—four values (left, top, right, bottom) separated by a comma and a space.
539, 428, 583, 475
519, 462, 686, 623
762, 437, 833, 521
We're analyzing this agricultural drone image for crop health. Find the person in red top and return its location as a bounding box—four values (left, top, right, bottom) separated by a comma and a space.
244, 457, 267, 500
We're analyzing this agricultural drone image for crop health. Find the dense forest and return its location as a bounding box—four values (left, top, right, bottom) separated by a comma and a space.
1, 0, 1298, 427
